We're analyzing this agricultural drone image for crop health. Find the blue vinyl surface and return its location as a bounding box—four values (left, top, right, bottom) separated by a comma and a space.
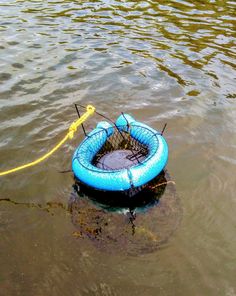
72, 115, 168, 191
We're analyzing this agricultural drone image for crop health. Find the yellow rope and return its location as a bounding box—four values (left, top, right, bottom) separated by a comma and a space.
0, 105, 95, 176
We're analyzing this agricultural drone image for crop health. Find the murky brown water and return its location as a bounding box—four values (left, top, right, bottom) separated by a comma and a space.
0, 0, 236, 295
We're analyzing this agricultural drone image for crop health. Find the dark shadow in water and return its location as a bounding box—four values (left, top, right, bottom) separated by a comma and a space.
0, 170, 182, 256
72, 170, 168, 211
69, 170, 182, 256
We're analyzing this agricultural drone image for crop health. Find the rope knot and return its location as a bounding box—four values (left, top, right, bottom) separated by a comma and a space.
68, 122, 77, 139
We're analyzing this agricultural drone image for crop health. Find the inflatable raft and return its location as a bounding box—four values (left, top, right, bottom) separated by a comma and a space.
72, 114, 168, 192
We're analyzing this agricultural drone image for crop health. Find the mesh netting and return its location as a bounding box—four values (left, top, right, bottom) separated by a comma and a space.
92, 125, 151, 170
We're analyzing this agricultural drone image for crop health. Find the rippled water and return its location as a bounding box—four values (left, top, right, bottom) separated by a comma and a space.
0, 0, 236, 295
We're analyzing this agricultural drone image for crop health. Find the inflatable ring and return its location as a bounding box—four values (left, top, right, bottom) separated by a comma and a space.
72, 114, 168, 191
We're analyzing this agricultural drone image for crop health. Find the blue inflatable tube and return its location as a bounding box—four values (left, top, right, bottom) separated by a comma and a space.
72, 114, 168, 191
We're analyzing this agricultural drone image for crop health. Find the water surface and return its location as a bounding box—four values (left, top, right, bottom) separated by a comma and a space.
0, 0, 236, 295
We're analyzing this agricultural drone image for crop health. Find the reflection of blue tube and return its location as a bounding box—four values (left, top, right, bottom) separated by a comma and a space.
72, 114, 168, 191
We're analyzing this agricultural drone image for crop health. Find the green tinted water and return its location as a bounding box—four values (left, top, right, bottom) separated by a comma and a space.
0, 0, 236, 295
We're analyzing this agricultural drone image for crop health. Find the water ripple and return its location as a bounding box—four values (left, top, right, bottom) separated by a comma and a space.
0, 1, 236, 294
